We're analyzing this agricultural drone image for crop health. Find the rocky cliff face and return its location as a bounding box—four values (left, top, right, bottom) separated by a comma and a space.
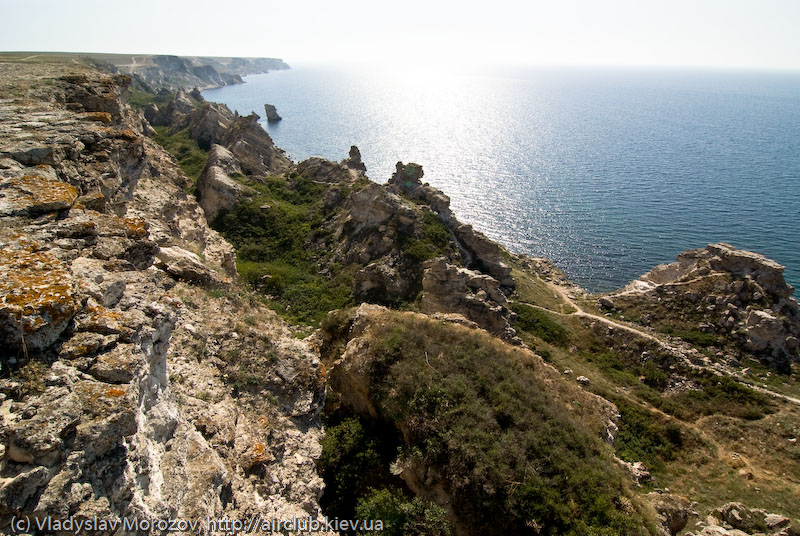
605, 243, 800, 372
99, 54, 290, 91
0, 59, 330, 532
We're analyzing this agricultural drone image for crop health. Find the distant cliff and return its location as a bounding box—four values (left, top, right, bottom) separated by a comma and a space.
85, 53, 290, 91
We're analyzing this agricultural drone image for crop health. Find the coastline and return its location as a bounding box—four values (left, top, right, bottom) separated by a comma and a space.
200, 64, 800, 296
0, 55, 798, 534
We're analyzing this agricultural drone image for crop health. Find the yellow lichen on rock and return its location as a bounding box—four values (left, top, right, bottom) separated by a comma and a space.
83, 111, 113, 124
123, 217, 148, 238
0, 174, 78, 216
0, 248, 78, 351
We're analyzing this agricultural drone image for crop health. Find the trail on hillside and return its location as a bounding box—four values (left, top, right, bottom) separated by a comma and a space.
514, 274, 800, 407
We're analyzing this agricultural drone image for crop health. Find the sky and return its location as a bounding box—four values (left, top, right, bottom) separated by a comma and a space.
2, 0, 799, 70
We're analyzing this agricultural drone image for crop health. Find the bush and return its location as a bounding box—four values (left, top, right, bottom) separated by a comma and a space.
213, 175, 353, 325
152, 126, 208, 182
355, 487, 451, 536
510, 302, 569, 345
318, 417, 383, 515
670, 372, 775, 420
615, 402, 684, 470
345, 313, 645, 535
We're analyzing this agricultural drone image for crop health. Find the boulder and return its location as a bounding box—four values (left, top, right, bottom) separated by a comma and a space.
155, 246, 228, 286
196, 144, 249, 223
598, 297, 615, 310
647, 493, 692, 535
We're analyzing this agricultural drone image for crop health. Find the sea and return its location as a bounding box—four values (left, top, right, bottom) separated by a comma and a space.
202, 64, 800, 294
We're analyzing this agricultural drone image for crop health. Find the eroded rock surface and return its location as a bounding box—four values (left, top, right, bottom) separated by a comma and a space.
609, 243, 800, 372
0, 59, 330, 532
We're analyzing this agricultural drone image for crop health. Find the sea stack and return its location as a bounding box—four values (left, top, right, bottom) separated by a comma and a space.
344, 145, 367, 172
264, 103, 282, 122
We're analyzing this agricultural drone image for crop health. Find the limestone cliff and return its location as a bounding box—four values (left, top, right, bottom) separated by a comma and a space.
87, 53, 290, 91
0, 58, 330, 533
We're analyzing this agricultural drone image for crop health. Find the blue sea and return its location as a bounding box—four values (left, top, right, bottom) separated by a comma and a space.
203, 65, 800, 294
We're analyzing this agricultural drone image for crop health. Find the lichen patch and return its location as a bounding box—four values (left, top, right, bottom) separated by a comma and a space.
0, 174, 78, 216
0, 248, 78, 351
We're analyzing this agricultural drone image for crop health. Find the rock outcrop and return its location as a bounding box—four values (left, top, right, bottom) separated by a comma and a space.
0, 59, 329, 531
685, 502, 797, 536
147, 90, 291, 176
647, 493, 692, 535
343, 145, 366, 173
264, 103, 282, 122
387, 161, 515, 289
196, 144, 252, 223
420, 257, 520, 343
609, 243, 800, 372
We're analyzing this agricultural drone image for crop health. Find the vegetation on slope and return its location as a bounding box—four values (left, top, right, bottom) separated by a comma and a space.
321, 309, 651, 536
152, 126, 209, 183
213, 174, 354, 325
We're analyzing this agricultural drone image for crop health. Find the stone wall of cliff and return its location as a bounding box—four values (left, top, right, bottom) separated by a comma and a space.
0, 59, 331, 532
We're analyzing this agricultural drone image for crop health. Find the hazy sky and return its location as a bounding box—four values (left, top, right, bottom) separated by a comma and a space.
2, 0, 799, 70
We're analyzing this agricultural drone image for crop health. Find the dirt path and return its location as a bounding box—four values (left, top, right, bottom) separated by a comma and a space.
515, 274, 800, 407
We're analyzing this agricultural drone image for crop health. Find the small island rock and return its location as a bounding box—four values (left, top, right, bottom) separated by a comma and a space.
264, 103, 282, 122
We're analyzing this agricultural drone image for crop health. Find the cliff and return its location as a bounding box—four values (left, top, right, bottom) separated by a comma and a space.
1, 52, 290, 91
0, 57, 329, 532
1, 55, 799, 536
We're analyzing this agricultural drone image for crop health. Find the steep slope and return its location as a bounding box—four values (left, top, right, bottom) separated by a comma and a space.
0, 57, 330, 531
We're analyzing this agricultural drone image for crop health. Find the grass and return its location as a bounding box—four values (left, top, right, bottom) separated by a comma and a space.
213, 174, 353, 325
662, 327, 720, 348
152, 126, 209, 183
510, 267, 575, 313
127, 89, 173, 111
614, 401, 685, 472
509, 302, 569, 345
668, 371, 777, 421
399, 210, 458, 265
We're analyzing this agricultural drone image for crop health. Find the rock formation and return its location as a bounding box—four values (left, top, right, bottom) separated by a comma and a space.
608, 243, 800, 372
264, 103, 282, 122
343, 145, 366, 172
420, 257, 520, 343
387, 161, 515, 289
0, 59, 329, 531
195, 144, 252, 223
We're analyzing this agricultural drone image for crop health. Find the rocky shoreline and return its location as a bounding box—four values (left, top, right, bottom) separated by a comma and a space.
1, 55, 799, 535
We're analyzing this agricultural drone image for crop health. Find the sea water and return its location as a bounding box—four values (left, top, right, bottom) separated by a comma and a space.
203, 65, 800, 293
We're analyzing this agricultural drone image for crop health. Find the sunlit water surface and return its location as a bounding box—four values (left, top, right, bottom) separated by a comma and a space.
204, 65, 800, 293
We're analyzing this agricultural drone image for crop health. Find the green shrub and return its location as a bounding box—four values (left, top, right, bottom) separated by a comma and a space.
127, 89, 173, 111
510, 302, 569, 345
662, 327, 719, 348
355, 487, 451, 536
152, 126, 209, 182
615, 402, 684, 470
670, 372, 775, 420
213, 175, 353, 325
